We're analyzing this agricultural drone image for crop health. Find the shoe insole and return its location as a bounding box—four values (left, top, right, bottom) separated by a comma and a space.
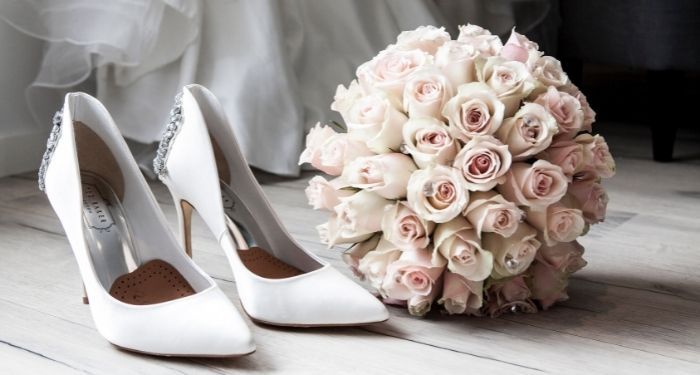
109, 259, 195, 305
238, 247, 303, 279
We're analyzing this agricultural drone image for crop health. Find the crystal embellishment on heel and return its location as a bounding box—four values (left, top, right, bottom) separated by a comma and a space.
153, 92, 184, 181
38, 109, 64, 192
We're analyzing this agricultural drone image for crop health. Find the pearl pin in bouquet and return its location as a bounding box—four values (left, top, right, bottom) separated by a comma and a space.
299, 24, 615, 317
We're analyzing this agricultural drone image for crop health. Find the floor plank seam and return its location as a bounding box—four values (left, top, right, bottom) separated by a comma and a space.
0, 339, 92, 374
572, 277, 700, 304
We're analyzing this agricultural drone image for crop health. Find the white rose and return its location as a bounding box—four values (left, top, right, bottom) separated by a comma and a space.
406, 165, 469, 223
340, 153, 417, 199
357, 238, 402, 291
299, 123, 374, 176
432, 216, 494, 281
401, 117, 459, 168
393, 25, 451, 55
320, 191, 391, 246
435, 41, 479, 89
346, 92, 408, 153
442, 82, 505, 141
356, 48, 433, 100
477, 56, 536, 116
457, 24, 503, 57
331, 80, 365, 123
532, 56, 569, 88
495, 102, 558, 160
403, 67, 454, 119
484, 222, 541, 279
304, 175, 353, 210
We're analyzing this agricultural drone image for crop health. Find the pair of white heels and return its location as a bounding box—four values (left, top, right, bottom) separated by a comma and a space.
39, 85, 388, 357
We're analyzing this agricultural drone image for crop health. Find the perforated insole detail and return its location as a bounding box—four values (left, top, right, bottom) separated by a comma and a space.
238, 247, 303, 279
109, 260, 195, 305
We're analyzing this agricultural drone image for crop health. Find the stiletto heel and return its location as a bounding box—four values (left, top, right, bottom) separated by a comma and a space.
40, 92, 254, 356
176, 199, 195, 258
154, 85, 389, 326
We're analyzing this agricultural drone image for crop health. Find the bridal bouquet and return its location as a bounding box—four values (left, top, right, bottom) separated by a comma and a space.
299, 24, 615, 317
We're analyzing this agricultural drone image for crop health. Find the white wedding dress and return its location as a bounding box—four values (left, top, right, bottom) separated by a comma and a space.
0, 0, 552, 178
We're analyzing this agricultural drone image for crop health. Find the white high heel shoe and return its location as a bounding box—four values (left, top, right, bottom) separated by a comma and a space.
154, 84, 389, 326
39, 92, 255, 357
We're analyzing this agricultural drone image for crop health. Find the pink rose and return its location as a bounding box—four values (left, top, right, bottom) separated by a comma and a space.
357, 238, 403, 291
438, 272, 483, 315
537, 139, 585, 180
535, 86, 584, 138
483, 222, 541, 279
561, 84, 596, 132
526, 195, 586, 246
432, 216, 494, 282
499, 29, 541, 66
401, 117, 460, 168
484, 276, 537, 317
304, 175, 353, 210
393, 25, 451, 55
406, 165, 469, 223
341, 153, 417, 199
529, 260, 569, 310
403, 68, 454, 119
532, 56, 569, 88
453, 135, 512, 191
457, 24, 503, 57
464, 190, 524, 238
442, 82, 505, 141
356, 48, 433, 99
435, 41, 479, 88
381, 248, 445, 302
536, 240, 587, 275
407, 281, 441, 317
496, 103, 559, 161
568, 180, 609, 224
346, 92, 408, 153
381, 202, 435, 251
342, 235, 380, 279
477, 57, 536, 116
575, 134, 616, 178
498, 160, 568, 211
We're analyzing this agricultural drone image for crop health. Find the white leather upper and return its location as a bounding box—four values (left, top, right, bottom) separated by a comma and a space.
44, 93, 254, 356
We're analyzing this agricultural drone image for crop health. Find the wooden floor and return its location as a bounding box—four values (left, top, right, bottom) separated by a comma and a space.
1, 128, 699, 374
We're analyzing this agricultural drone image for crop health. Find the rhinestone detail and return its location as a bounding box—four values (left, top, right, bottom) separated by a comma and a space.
153, 92, 184, 180
37, 110, 64, 192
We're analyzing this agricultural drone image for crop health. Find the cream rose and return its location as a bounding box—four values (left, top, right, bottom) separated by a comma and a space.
320, 191, 391, 246
331, 79, 365, 123
532, 56, 569, 88
432, 216, 494, 281
381, 202, 435, 251
568, 180, 609, 224
484, 275, 536, 317
561, 83, 596, 132
406, 165, 469, 223
342, 235, 380, 278
575, 134, 616, 178
401, 117, 460, 168
499, 29, 542, 67
381, 248, 445, 301
477, 56, 536, 116
498, 160, 568, 211
439, 272, 483, 315
435, 41, 480, 89
356, 48, 433, 99
453, 135, 512, 191
536, 139, 585, 180
403, 68, 454, 119
464, 190, 524, 238
340, 153, 417, 199
457, 24, 503, 57
393, 25, 451, 55
346, 92, 408, 153
536, 240, 587, 275
496, 103, 558, 160
535, 86, 584, 138
442, 82, 505, 141
407, 284, 441, 317
299, 123, 374, 176
526, 195, 586, 246
356, 237, 403, 291
304, 175, 353, 210
484, 222, 541, 279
